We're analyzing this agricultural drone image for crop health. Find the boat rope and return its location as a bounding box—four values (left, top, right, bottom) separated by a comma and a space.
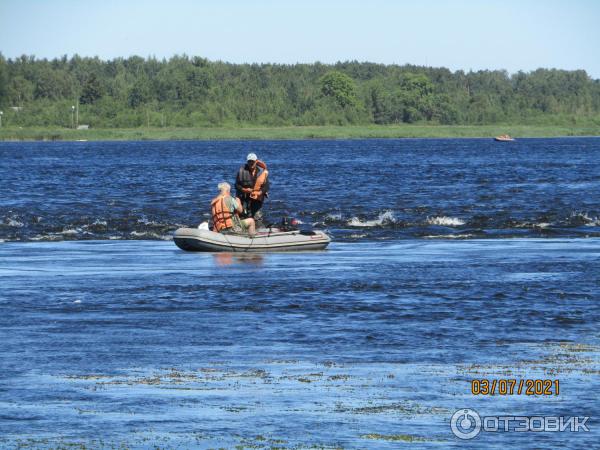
220, 229, 256, 253
221, 230, 236, 252
245, 233, 256, 253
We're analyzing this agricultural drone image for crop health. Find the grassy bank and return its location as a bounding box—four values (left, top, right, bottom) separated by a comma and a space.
1, 124, 599, 141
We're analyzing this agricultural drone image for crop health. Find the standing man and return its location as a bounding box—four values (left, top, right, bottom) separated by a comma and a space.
235, 152, 269, 223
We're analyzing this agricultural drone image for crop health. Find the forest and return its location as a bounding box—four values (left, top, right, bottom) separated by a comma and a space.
0, 54, 599, 128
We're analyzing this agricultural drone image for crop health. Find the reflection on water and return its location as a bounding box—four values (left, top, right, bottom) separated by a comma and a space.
213, 252, 265, 267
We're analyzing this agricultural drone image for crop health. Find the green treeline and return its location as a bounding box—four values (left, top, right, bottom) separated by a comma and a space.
0, 54, 599, 128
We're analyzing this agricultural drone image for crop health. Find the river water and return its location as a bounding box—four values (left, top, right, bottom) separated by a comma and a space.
2, 138, 599, 242
0, 138, 599, 448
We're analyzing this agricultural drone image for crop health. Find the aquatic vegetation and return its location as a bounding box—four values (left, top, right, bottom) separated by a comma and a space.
361, 433, 429, 442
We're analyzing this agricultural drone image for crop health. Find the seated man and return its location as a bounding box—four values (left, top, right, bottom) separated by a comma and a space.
211, 182, 256, 236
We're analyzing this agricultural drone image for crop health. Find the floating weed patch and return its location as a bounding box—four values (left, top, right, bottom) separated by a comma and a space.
327, 374, 351, 381
64, 374, 112, 381
237, 435, 293, 449
458, 340, 600, 378
361, 433, 429, 442
557, 342, 600, 353
337, 401, 447, 416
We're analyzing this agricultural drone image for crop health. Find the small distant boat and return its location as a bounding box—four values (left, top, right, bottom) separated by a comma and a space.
494, 134, 515, 142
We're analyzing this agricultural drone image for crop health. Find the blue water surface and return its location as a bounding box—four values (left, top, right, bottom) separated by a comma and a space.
1, 138, 599, 241
0, 138, 599, 449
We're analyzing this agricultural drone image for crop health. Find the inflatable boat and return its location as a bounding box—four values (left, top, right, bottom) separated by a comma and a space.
174, 226, 331, 252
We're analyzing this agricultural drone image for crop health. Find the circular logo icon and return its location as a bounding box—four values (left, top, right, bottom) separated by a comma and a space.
451, 408, 482, 440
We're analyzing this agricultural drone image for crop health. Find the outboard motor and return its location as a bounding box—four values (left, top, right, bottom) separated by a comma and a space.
280, 216, 300, 232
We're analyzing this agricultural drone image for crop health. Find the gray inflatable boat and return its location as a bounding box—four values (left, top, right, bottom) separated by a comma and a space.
174, 226, 331, 252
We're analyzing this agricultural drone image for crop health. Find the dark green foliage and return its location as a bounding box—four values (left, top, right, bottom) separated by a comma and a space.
0, 54, 8, 105
0, 53, 598, 128
320, 71, 358, 107
80, 73, 103, 104
128, 77, 151, 108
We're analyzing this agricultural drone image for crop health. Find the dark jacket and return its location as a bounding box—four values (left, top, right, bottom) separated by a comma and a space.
235, 163, 256, 198
235, 161, 269, 200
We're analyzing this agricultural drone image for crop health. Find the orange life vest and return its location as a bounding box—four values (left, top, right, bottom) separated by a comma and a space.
250, 169, 269, 201
211, 194, 234, 232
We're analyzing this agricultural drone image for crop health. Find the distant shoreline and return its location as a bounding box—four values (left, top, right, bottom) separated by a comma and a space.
1, 125, 599, 141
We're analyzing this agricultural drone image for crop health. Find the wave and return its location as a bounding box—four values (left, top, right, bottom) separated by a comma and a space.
136, 216, 165, 227
61, 228, 81, 236
424, 234, 475, 239
4, 217, 24, 228
533, 222, 551, 229
129, 231, 173, 240
29, 234, 64, 242
83, 219, 108, 232
568, 212, 600, 227
348, 210, 397, 227
425, 216, 465, 227
1, 208, 600, 242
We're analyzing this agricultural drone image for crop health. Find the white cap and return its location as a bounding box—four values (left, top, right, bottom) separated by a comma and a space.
246, 152, 257, 161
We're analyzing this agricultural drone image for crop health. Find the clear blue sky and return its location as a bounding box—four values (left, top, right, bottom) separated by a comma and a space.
1, 0, 599, 78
